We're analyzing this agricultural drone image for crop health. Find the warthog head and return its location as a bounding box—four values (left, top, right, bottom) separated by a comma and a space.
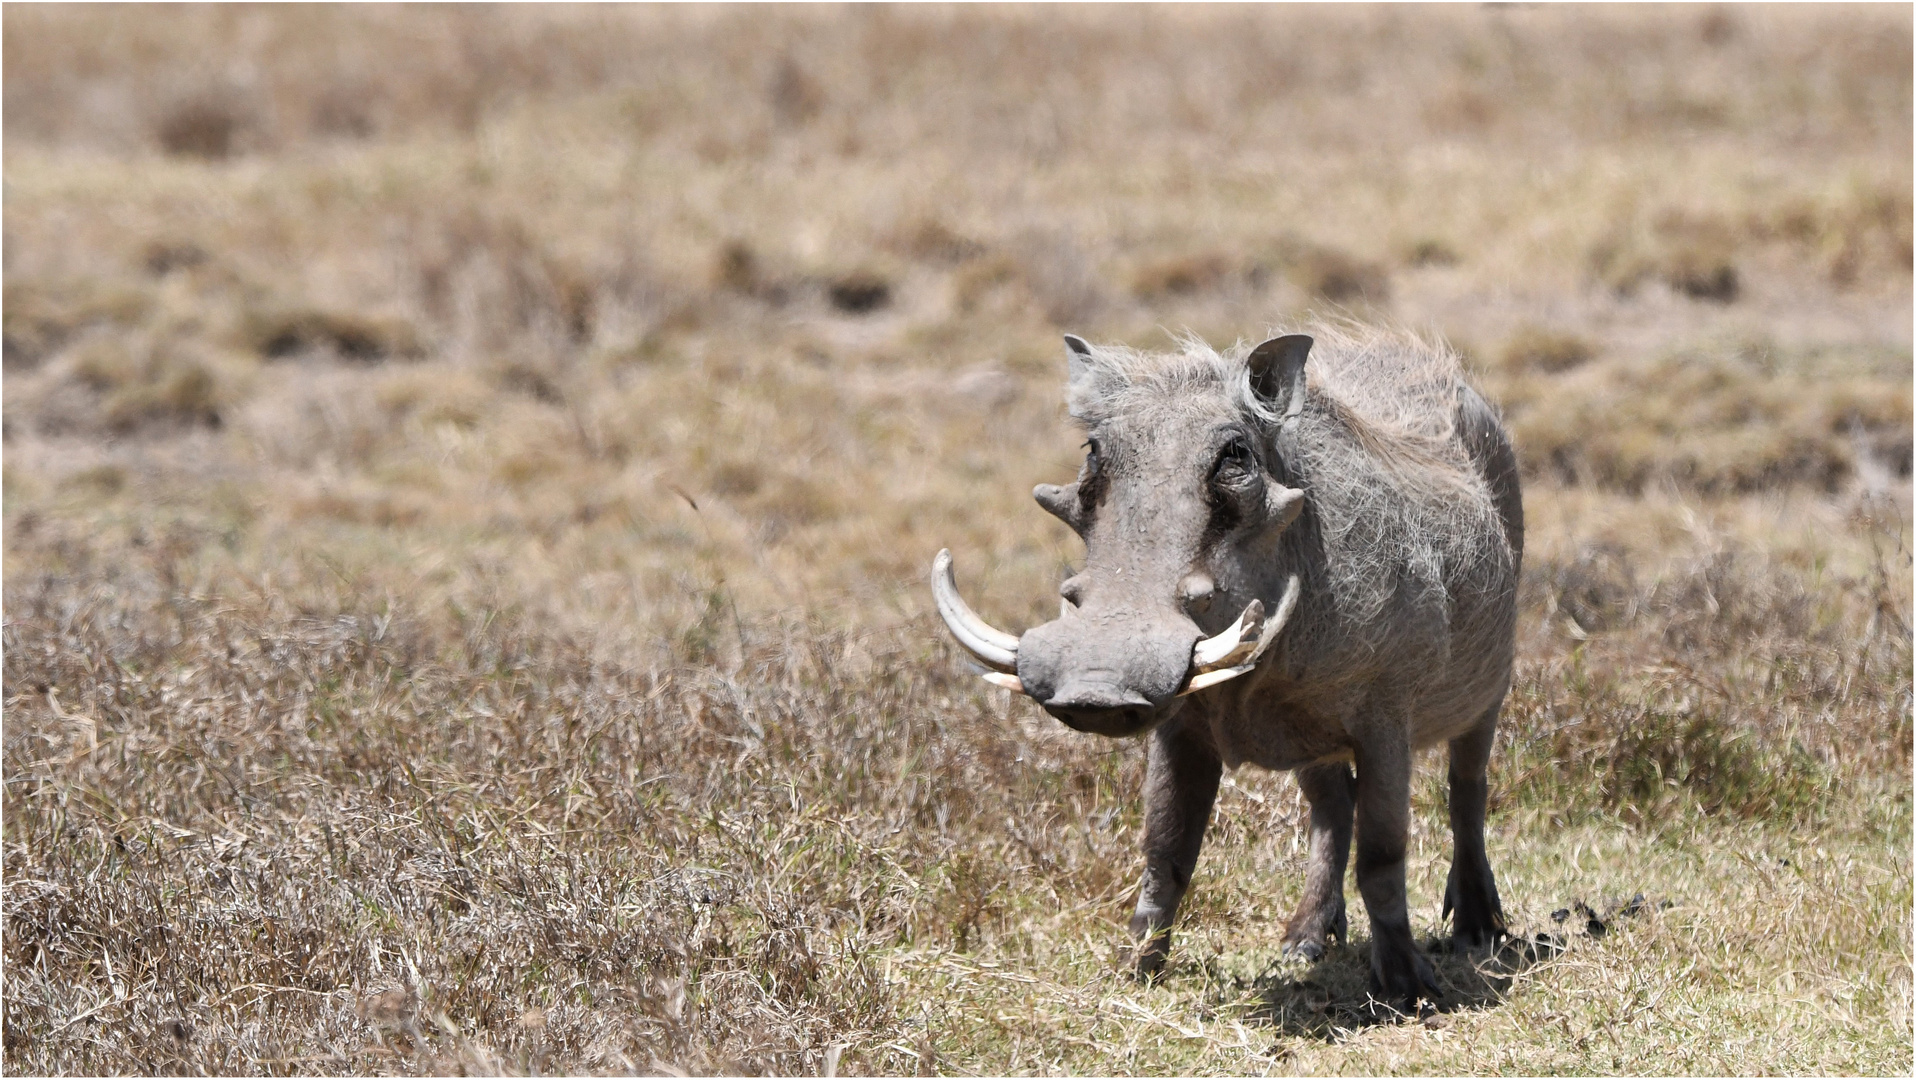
936, 333, 1310, 738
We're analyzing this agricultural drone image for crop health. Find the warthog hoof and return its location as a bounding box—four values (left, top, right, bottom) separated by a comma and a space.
1279, 897, 1347, 962
1368, 938, 1442, 1014
1281, 937, 1326, 962
1449, 925, 1507, 959
1127, 910, 1173, 981
1443, 857, 1507, 956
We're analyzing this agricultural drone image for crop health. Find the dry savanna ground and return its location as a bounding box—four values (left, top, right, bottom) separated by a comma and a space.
3, 5, 1911, 1075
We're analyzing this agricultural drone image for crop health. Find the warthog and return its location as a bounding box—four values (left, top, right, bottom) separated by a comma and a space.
933, 324, 1522, 1008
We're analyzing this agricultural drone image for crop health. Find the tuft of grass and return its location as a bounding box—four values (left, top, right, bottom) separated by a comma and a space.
1592, 214, 1742, 303
1273, 240, 1392, 305
58, 335, 242, 433
2, 279, 153, 373
247, 308, 426, 364
1499, 325, 1596, 375
155, 90, 255, 160
1131, 252, 1241, 300
828, 272, 893, 315
1403, 238, 1461, 268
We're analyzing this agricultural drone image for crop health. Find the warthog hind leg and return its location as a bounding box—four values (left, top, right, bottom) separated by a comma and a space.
1127, 717, 1221, 979
1280, 762, 1355, 961
1443, 706, 1507, 955
1353, 733, 1442, 1011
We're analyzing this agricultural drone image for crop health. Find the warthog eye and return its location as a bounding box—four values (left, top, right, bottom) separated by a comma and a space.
1077, 439, 1107, 513
1211, 438, 1255, 487
1206, 437, 1258, 535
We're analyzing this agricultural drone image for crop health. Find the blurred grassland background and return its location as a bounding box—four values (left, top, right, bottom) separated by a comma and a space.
2, 4, 1911, 1075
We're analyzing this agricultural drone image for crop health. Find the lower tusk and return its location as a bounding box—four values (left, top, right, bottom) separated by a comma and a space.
1178, 575, 1301, 696
1181, 664, 1256, 695
1193, 599, 1266, 671
980, 672, 1027, 694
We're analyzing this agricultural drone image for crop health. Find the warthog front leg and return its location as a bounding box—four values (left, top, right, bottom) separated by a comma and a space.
1353, 733, 1441, 1011
1444, 706, 1507, 954
1128, 716, 1221, 979
1280, 762, 1354, 961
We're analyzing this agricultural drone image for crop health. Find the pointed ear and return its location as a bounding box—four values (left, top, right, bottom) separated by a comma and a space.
1064, 333, 1095, 384
1063, 334, 1112, 420
1246, 334, 1312, 421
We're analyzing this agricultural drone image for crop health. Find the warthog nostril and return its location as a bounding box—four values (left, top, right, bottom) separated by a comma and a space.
1046, 681, 1160, 735
1052, 705, 1153, 734
1046, 681, 1153, 713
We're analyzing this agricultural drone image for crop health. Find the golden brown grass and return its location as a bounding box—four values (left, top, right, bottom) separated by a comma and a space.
4, 4, 1911, 1074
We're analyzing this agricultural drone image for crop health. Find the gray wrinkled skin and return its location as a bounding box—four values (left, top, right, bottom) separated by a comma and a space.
1016, 323, 1522, 1010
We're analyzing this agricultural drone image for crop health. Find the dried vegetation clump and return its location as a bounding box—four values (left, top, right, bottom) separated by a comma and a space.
2, 557, 981, 1073
3, 4, 1910, 1074
1503, 343, 1911, 494
1517, 527, 1911, 824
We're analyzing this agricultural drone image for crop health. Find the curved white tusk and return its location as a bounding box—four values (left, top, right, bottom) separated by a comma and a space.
1192, 599, 1265, 672
932, 549, 1020, 674
980, 671, 1027, 693
1181, 665, 1257, 695
1178, 575, 1301, 696
1251, 574, 1302, 660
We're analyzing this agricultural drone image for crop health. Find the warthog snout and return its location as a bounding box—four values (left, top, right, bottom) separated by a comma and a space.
1014, 614, 1199, 737
931, 549, 1300, 736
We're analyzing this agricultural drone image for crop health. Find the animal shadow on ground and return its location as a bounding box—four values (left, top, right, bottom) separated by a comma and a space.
1221, 933, 1562, 1039
1202, 895, 1650, 1038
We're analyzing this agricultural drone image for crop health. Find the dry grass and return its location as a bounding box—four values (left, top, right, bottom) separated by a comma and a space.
4, 5, 1911, 1075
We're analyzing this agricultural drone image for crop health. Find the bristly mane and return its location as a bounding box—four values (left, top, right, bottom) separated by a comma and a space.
1063, 319, 1486, 496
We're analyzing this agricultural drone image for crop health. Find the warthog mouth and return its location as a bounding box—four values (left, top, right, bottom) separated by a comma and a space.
931, 549, 1300, 728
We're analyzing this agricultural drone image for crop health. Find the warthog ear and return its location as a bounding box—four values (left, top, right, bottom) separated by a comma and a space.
1246, 334, 1312, 422
1063, 334, 1114, 420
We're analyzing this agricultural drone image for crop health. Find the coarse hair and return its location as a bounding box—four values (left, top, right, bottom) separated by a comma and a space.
1064, 318, 1484, 496
1063, 320, 1516, 689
